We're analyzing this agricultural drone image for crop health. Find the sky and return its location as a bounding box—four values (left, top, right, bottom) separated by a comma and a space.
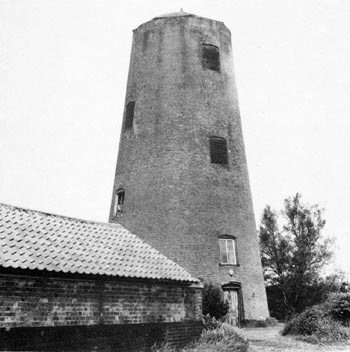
1, 0, 350, 275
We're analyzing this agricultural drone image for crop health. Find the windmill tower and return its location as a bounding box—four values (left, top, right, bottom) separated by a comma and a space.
109, 11, 269, 321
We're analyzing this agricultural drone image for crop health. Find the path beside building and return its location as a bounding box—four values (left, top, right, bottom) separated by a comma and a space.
242, 325, 350, 352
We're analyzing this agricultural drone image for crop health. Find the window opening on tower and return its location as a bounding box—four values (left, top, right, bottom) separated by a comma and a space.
125, 102, 135, 130
114, 189, 125, 216
219, 238, 237, 265
202, 44, 220, 72
209, 137, 228, 165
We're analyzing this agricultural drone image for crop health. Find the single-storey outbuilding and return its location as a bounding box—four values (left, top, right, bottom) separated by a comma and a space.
0, 203, 203, 351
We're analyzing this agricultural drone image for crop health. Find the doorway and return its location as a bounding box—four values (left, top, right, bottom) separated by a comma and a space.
224, 289, 239, 325
222, 281, 243, 325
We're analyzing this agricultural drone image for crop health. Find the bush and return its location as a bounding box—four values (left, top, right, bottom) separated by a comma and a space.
152, 324, 249, 352
202, 314, 222, 330
283, 306, 325, 336
202, 281, 229, 320
327, 293, 350, 326
282, 305, 350, 343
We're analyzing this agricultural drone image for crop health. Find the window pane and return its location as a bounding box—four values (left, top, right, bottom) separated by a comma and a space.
219, 239, 228, 264
227, 239, 236, 264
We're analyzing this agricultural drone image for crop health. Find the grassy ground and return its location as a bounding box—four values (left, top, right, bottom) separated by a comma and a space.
242, 325, 350, 352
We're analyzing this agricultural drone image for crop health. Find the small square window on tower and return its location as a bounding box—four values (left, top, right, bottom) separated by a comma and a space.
219, 239, 237, 265
202, 44, 220, 72
209, 137, 228, 165
113, 189, 125, 217
125, 102, 135, 130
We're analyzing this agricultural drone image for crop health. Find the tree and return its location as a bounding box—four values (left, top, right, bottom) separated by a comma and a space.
259, 193, 335, 319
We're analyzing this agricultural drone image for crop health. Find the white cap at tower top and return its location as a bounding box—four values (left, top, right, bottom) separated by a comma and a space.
154, 10, 193, 19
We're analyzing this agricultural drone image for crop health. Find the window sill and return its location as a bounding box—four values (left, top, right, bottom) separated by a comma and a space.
219, 263, 240, 267
211, 163, 230, 170
203, 67, 221, 73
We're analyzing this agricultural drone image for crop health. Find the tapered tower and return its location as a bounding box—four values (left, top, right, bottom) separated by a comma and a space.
109, 11, 269, 321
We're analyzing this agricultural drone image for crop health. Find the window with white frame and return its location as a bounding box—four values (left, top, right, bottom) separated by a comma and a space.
219, 238, 237, 265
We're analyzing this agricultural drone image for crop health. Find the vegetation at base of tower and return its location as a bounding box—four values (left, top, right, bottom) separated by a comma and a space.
282, 293, 350, 344
259, 193, 336, 320
241, 317, 278, 327
202, 281, 229, 320
152, 323, 249, 352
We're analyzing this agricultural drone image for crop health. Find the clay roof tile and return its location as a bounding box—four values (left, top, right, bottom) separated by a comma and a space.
0, 203, 198, 283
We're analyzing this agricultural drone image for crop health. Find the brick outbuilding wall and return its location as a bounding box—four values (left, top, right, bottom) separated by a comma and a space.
0, 271, 202, 351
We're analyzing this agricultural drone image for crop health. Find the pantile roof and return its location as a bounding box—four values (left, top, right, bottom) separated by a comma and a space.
0, 203, 198, 283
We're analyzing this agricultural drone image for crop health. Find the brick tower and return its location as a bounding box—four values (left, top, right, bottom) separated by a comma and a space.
109, 11, 269, 321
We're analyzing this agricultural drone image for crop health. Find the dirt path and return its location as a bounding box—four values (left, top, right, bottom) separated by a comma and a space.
241, 325, 350, 352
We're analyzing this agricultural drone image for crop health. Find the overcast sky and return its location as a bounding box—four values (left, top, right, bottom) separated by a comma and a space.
1, 0, 350, 274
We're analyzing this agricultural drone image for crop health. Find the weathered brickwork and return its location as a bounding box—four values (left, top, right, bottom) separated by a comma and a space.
109, 13, 269, 320
0, 274, 201, 328
0, 322, 204, 351
0, 273, 202, 350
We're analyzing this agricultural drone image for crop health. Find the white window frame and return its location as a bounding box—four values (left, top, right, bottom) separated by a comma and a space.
219, 238, 237, 265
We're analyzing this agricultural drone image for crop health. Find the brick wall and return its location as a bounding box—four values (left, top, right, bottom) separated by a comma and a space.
0, 322, 204, 351
0, 273, 202, 351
